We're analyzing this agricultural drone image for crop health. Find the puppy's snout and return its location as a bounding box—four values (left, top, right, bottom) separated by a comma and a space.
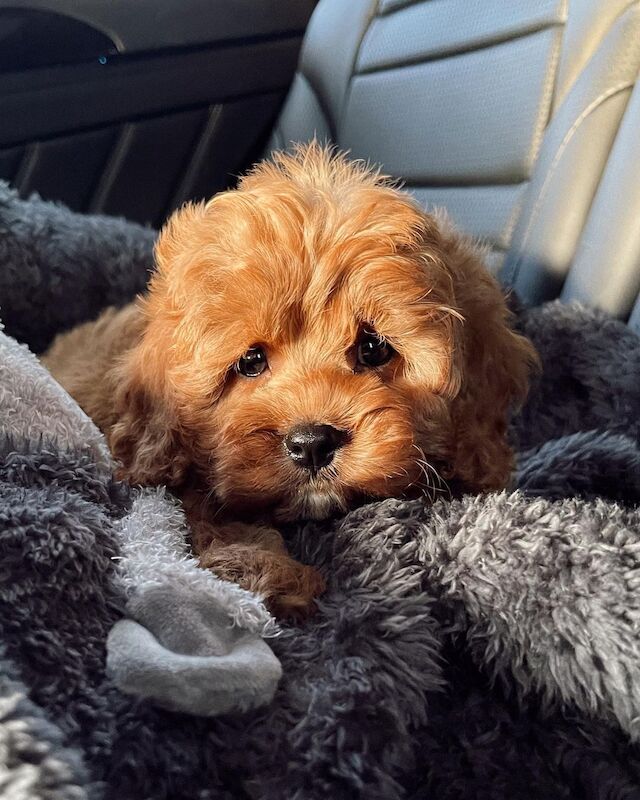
283, 424, 348, 472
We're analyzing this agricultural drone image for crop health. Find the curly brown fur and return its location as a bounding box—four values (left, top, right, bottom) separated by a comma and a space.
43, 143, 537, 617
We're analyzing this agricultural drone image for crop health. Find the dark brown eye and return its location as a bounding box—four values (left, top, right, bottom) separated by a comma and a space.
356, 329, 395, 368
236, 346, 268, 377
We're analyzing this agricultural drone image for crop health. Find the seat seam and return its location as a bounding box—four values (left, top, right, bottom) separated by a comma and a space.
528, 14, 567, 172
298, 69, 337, 142
338, 0, 383, 141
357, 20, 565, 75
378, 0, 434, 18
13, 141, 40, 193
402, 178, 530, 189
507, 81, 634, 285
273, 125, 285, 151
555, 0, 640, 107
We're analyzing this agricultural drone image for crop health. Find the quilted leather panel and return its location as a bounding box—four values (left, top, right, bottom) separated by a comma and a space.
561, 79, 640, 317
378, 0, 419, 12
505, 2, 640, 303
297, 0, 377, 135
270, 0, 640, 317
342, 28, 561, 183
267, 73, 332, 153
4, 94, 284, 227
358, 0, 566, 73
554, 0, 638, 110
409, 184, 528, 252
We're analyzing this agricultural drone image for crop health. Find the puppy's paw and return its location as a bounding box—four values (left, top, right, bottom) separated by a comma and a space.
198, 542, 325, 622
263, 562, 326, 622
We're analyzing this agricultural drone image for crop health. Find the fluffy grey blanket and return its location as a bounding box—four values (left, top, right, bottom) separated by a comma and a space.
1, 184, 640, 800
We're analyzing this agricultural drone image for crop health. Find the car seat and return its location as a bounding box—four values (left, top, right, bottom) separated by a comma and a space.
266, 0, 640, 330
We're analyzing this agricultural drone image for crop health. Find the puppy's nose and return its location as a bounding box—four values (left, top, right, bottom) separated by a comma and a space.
283, 424, 348, 472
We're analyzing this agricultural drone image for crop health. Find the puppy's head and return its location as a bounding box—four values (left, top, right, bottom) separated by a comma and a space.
111, 144, 537, 520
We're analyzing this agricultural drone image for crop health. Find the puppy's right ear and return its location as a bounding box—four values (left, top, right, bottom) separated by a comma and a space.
108, 334, 190, 487
107, 311, 191, 488
152, 201, 211, 304
109, 376, 189, 488
108, 200, 227, 487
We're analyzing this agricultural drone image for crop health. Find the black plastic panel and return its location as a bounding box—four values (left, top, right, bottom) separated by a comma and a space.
0, 36, 301, 148
0, 8, 116, 72
15, 128, 117, 210
0, 146, 23, 183
87, 110, 206, 224
0, 6, 306, 228
6, 0, 316, 56
1, 91, 286, 227
167, 92, 285, 212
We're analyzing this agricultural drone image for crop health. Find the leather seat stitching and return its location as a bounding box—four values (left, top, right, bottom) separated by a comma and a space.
507, 81, 634, 285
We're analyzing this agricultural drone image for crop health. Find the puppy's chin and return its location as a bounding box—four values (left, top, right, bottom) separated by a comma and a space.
217, 475, 348, 523
274, 485, 348, 522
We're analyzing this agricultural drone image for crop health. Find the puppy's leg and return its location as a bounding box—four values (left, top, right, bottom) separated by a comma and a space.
190, 520, 326, 620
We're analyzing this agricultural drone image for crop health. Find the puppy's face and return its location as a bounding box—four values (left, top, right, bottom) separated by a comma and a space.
112, 146, 536, 520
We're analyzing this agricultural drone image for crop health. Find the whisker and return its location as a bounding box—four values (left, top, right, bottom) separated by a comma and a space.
410, 443, 451, 502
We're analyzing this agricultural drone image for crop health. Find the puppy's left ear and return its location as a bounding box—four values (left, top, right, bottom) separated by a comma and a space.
442, 234, 539, 491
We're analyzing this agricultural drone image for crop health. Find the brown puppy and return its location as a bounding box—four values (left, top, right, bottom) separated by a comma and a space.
44, 144, 537, 617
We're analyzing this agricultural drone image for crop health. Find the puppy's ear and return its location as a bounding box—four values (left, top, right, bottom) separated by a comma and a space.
104, 301, 192, 487
108, 352, 190, 487
109, 377, 189, 488
107, 202, 231, 487
153, 200, 209, 276
441, 232, 538, 491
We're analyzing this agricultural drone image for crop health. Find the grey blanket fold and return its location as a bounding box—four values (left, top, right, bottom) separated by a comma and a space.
1, 182, 640, 799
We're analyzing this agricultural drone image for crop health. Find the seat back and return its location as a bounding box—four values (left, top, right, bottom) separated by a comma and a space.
267, 0, 640, 328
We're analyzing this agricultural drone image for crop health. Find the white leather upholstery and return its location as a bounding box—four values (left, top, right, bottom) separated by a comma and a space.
268, 0, 640, 320
560, 77, 640, 318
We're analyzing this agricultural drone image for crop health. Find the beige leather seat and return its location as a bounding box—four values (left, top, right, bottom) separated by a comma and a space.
267, 0, 640, 329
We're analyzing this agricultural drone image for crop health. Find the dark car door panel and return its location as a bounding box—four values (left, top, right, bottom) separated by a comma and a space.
0, 1, 315, 226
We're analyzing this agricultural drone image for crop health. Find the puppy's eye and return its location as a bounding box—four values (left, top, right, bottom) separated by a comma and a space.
356, 329, 395, 368
236, 346, 268, 377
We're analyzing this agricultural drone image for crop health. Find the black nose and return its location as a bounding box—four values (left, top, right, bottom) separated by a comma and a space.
283, 424, 348, 472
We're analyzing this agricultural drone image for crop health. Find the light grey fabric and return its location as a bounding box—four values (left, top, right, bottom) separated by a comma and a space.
108, 582, 281, 716
0, 331, 111, 468
113, 488, 277, 636
1, 184, 640, 792
0, 324, 281, 719
107, 488, 281, 715
269, 0, 640, 317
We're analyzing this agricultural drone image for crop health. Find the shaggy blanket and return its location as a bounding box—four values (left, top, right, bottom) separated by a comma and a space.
1, 184, 640, 800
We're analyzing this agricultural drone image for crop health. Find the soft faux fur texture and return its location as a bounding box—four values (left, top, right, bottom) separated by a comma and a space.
0, 183, 154, 354
1, 180, 640, 799
42, 145, 537, 617
2, 302, 640, 800
0, 325, 281, 729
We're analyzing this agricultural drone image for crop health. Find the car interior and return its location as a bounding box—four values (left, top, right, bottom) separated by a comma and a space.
2, 0, 639, 326
1, 2, 640, 798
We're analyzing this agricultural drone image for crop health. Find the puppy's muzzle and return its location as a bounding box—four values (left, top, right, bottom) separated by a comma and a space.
283, 424, 348, 473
